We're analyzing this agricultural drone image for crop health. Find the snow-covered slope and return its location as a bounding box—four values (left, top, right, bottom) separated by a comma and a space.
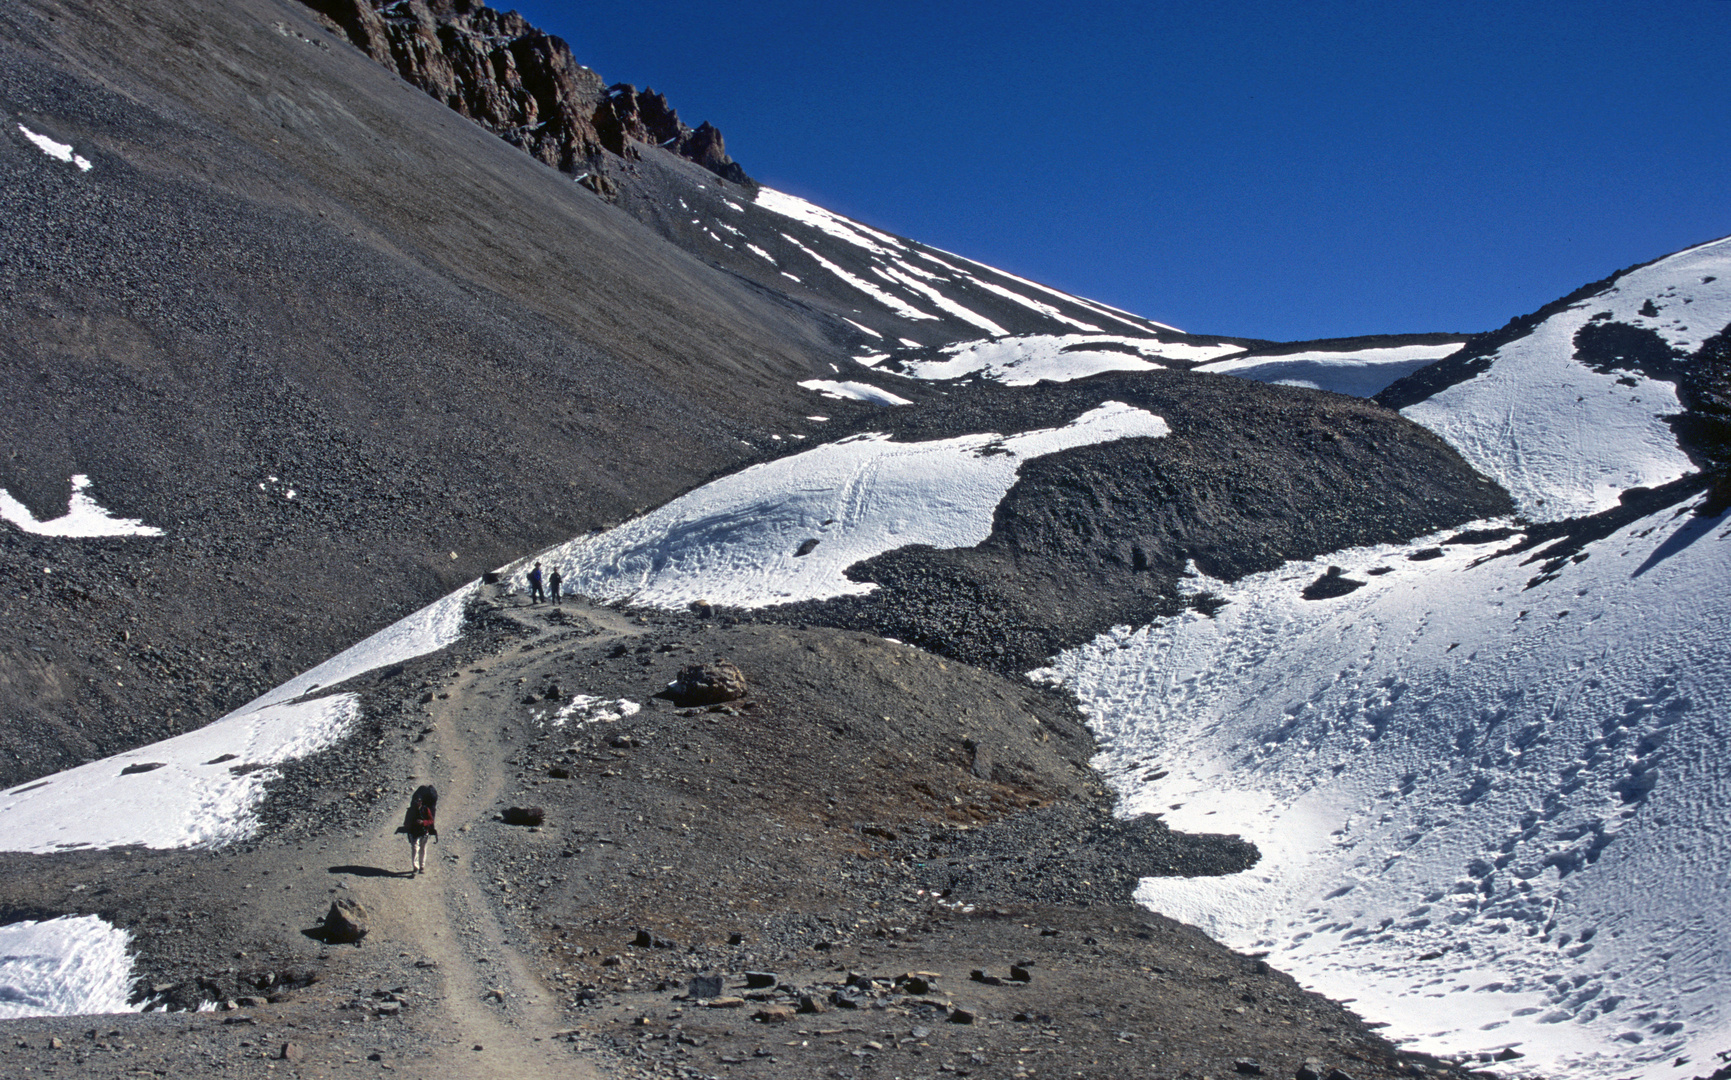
1036, 496, 1731, 1079
1194, 340, 1465, 398
1387, 238, 1731, 521
527, 401, 1171, 609
859, 333, 1245, 387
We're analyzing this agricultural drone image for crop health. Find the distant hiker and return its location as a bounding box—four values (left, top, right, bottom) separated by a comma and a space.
527, 561, 544, 605
397, 784, 438, 876
549, 568, 563, 605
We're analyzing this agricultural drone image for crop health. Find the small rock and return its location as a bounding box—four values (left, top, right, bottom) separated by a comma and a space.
728, 932, 745, 946
548, 766, 571, 779
969, 969, 1003, 986
1324, 1070, 1356, 1080
796, 994, 828, 1014
1235, 1059, 1264, 1076
753, 1005, 796, 1023
744, 971, 777, 990
688, 975, 723, 999
1494, 1049, 1524, 1062
948, 1007, 975, 1024
322, 898, 368, 944
1297, 1061, 1323, 1080
705, 996, 745, 1008
48, 1037, 63, 1050
1012, 1011, 1035, 1023
901, 975, 931, 995
279, 1043, 302, 1061
1009, 965, 1032, 983
501, 806, 544, 826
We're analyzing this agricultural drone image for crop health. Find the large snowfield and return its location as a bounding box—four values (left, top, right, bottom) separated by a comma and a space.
1035, 498, 1731, 1079
1193, 342, 1466, 398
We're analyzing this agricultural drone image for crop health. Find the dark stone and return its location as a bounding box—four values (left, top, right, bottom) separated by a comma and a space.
744, 971, 777, 989
501, 806, 544, 826
1009, 965, 1032, 982
1408, 547, 1445, 561
948, 1007, 975, 1024
1235, 1059, 1265, 1075
322, 898, 368, 944
663, 661, 748, 706
900, 975, 930, 995
1301, 567, 1366, 600
120, 762, 167, 775
687, 975, 722, 999
795, 538, 819, 557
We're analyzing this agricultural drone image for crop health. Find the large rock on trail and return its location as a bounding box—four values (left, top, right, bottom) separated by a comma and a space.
664, 661, 748, 706
322, 898, 368, 944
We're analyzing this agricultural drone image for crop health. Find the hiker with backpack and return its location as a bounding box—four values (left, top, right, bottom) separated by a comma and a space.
397, 784, 438, 876
527, 562, 544, 605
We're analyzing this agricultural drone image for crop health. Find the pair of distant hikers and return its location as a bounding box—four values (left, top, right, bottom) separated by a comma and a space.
396, 784, 438, 876
525, 561, 562, 605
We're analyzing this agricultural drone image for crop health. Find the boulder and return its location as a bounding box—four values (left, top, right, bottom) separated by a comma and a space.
502, 806, 544, 826
664, 661, 747, 706
323, 898, 368, 944
688, 975, 723, 999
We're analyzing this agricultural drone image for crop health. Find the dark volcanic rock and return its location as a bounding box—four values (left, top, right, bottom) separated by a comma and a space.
663, 661, 748, 706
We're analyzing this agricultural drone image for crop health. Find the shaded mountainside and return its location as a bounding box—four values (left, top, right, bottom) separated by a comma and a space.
0, 0, 850, 786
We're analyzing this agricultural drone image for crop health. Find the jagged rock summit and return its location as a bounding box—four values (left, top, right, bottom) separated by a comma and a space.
304, 0, 749, 184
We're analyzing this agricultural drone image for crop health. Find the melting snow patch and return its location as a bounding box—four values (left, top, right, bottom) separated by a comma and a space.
1194, 342, 1465, 397
0, 475, 163, 537
0, 916, 137, 1019
797, 380, 912, 406
0, 694, 360, 852
535, 401, 1170, 610
754, 188, 905, 257
1034, 497, 1731, 1079
781, 235, 936, 321
538, 696, 641, 729
16, 124, 91, 171
887, 335, 1241, 386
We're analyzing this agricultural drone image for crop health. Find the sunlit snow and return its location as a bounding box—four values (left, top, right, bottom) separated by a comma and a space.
1401, 238, 1730, 521
0, 917, 137, 1019
797, 379, 913, 406
530, 402, 1169, 610
16, 123, 91, 171
1034, 500, 1731, 1080
0, 475, 164, 537
888, 334, 1242, 386
0, 694, 360, 853
1195, 341, 1465, 397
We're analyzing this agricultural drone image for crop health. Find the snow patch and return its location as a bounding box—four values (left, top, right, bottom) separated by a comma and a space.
781, 235, 936, 321
1195, 342, 1465, 397
886, 335, 1242, 386
0, 916, 137, 1019
754, 188, 905, 257
797, 380, 913, 406
0, 694, 360, 853
1402, 238, 1731, 521
0, 475, 163, 537
536, 402, 1170, 610
17, 124, 91, 171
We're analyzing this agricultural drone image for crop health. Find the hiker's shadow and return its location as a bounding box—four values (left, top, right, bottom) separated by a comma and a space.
326, 864, 412, 879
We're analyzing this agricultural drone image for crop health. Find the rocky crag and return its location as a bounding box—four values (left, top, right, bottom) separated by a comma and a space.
303, 0, 749, 187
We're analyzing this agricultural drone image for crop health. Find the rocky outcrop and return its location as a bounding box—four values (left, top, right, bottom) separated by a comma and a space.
303, 0, 750, 184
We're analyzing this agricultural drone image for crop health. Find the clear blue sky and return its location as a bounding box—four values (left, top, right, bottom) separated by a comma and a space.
507, 0, 1730, 342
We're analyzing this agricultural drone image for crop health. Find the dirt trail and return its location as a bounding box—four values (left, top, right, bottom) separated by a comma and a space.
335, 598, 645, 1079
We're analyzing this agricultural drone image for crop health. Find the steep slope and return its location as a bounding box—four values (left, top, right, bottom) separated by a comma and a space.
1377, 237, 1731, 521
304, 0, 1256, 352
0, 0, 852, 786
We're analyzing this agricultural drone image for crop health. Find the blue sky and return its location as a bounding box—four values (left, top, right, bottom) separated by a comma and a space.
508, 1, 1730, 342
